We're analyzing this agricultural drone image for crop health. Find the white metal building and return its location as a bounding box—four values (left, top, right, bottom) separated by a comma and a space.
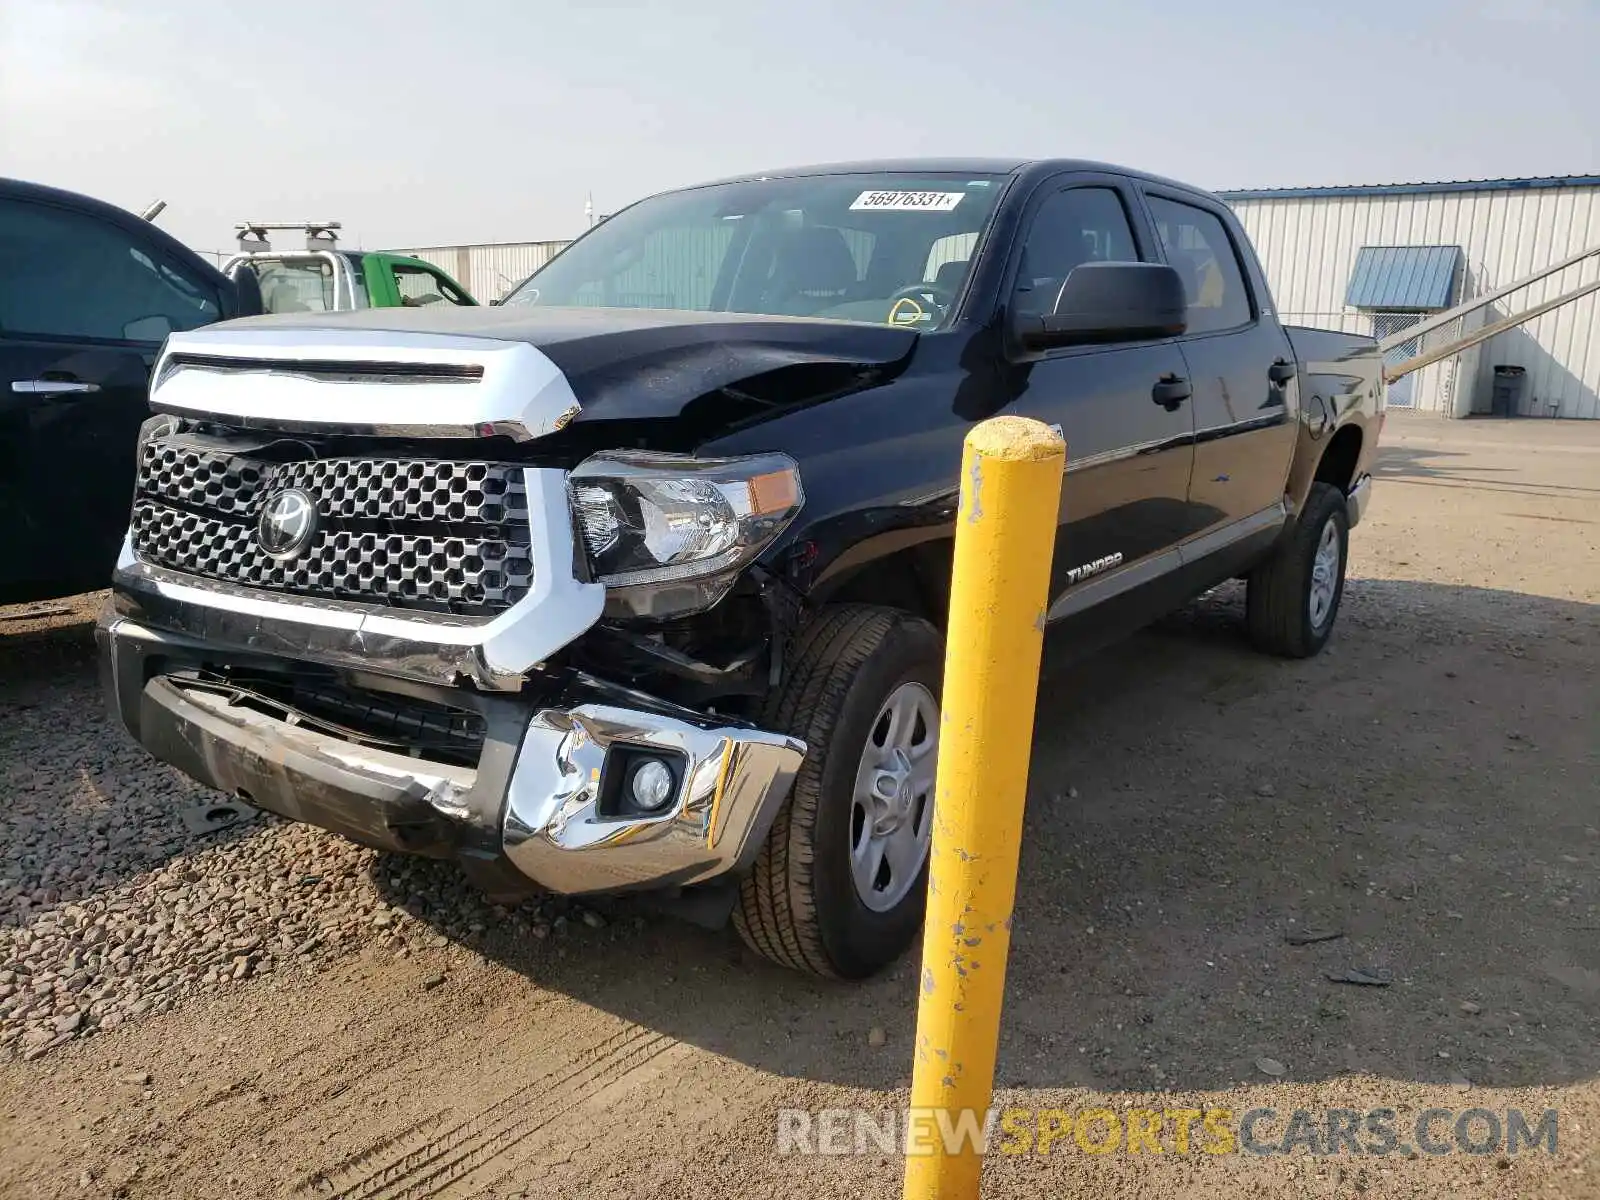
1221, 176, 1600, 419
384, 240, 569, 308
389, 174, 1600, 420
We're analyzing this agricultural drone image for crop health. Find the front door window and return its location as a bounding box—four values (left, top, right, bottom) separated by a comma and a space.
0, 199, 221, 342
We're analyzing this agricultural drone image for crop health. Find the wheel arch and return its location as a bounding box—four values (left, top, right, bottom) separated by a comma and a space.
1314, 423, 1364, 492
807, 538, 955, 630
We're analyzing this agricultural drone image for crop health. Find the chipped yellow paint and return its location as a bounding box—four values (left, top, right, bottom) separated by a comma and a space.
903, 415, 1064, 1200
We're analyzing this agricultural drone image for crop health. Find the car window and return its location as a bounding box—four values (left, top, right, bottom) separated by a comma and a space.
393, 263, 471, 306
502, 173, 1007, 330
251, 259, 336, 313
926, 232, 979, 286
561, 222, 740, 311
1010, 187, 1140, 318
0, 198, 221, 342
1145, 195, 1253, 334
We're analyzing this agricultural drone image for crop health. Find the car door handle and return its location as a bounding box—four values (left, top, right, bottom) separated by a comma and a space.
1152, 375, 1191, 409
1268, 359, 1296, 386
11, 379, 100, 395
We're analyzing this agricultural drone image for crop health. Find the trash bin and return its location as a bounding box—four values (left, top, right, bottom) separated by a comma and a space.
1491, 365, 1526, 417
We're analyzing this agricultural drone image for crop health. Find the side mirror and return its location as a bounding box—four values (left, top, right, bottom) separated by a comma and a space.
1014, 261, 1187, 350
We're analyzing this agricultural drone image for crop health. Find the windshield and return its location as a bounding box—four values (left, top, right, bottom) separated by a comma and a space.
501, 173, 1008, 330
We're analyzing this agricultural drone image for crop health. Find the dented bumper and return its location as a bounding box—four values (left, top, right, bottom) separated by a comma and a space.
97, 614, 804, 896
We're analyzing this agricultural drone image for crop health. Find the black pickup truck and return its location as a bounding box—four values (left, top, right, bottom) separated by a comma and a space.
98, 158, 1383, 978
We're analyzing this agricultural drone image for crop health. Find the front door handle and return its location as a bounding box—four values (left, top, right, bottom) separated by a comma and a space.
1268, 359, 1296, 386
1152, 375, 1191, 409
12, 379, 100, 395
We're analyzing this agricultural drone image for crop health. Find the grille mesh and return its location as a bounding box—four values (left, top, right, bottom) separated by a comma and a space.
130, 439, 533, 614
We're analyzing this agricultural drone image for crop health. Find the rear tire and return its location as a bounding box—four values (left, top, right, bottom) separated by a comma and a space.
1246, 482, 1349, 658
734, 604, 943, 978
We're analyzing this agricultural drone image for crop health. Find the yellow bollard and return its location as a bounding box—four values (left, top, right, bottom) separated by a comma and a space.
903, 415, 1064, 1200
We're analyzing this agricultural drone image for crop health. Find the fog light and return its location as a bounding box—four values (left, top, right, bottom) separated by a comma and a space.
629, 758, 675, 811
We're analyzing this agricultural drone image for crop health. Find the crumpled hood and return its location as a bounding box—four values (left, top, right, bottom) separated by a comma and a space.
185, 305, 919, 428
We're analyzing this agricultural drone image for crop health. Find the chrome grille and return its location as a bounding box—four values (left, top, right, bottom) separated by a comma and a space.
130, 438, 533, 615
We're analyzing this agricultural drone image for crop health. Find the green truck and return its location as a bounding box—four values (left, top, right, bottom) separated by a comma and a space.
223, 221, 475, 313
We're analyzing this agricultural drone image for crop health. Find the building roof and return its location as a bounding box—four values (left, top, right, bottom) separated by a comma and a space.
1219, 174, 1600, 201
1345, 245, 1463, 311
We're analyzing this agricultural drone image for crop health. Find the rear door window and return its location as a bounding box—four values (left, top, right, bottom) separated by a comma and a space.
1145, 195, 1254, 335
0, 199, 221, 341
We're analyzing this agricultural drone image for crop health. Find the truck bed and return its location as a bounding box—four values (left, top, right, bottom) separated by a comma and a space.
1285, 324, 1381, 371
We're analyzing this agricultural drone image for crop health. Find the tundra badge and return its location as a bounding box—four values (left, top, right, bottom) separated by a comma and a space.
1064, 552, 1123, 584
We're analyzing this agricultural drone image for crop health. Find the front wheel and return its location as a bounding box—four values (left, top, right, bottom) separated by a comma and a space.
1246, 481, 1349, 658
734, 605, 943, 977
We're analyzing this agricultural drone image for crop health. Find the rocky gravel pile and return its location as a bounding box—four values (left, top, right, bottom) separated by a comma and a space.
2, 814, 577, 1062
0, 606, 580, 1063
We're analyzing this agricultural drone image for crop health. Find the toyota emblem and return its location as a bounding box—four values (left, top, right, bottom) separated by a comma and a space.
257, 488, 317, 559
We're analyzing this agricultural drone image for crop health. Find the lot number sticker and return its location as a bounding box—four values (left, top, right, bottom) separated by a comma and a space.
849, 190, 965, 213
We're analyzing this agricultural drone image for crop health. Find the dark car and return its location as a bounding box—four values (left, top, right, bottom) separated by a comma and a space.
98, 159, 1384, 979
0, 178, 259, 604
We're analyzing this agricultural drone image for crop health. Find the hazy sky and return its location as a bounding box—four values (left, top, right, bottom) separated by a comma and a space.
3, 0, 1597, 255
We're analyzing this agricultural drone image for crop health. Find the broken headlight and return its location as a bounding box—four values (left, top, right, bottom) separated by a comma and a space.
568, 451, 803, 618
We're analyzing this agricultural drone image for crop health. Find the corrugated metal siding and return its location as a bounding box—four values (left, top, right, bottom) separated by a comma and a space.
385, 241, 572, 303
1230, 184, 1600, 419
1345, 245, 1462, 311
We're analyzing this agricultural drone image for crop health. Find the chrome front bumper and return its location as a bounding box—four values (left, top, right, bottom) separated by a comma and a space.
504, 702, 804, 893
98, 614, 805, 896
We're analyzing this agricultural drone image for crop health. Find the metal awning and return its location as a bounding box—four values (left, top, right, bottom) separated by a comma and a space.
1345, 245, 1463, 311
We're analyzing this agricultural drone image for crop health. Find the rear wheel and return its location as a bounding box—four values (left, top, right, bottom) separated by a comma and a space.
1246, 482, 1349, 658
734, 605, 943, 977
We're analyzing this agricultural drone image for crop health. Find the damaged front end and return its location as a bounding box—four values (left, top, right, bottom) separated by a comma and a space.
98, 315, 905, 901
97, 623, 805, 898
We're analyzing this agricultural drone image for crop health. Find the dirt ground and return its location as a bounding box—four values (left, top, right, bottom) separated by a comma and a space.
1, 412, 1597, 1199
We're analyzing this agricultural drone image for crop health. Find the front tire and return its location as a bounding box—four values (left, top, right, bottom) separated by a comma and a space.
1246, 481, 1349, 658
734, 605, 943, 978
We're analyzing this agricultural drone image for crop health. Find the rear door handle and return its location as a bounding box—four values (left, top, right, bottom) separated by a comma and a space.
1268, 359, 1296, 386
1152, 375, 1191, 409
11, 379, 100, 395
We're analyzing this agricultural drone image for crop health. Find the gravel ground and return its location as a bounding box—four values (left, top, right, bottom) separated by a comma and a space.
0, 414, 1597, 1200
0, 602, 588, 1062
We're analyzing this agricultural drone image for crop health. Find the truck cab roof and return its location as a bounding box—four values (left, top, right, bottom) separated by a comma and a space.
697, 157, 1214, 199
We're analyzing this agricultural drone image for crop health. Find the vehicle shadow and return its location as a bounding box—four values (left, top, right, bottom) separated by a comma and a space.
1374, 440, 1600, 499
375, 577, 1600, 1095
0, 600, 247, 931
